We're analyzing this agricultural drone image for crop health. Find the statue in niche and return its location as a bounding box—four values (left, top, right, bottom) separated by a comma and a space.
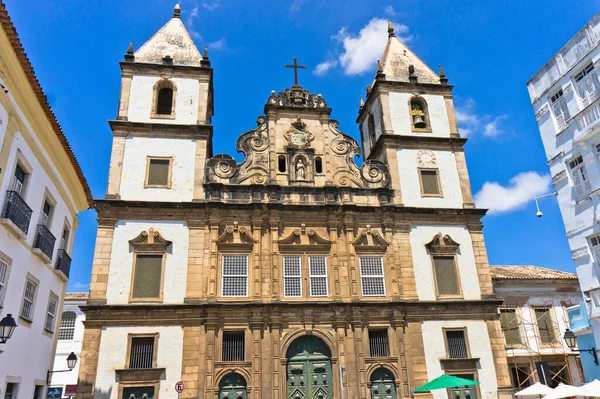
296, 158, 306, 180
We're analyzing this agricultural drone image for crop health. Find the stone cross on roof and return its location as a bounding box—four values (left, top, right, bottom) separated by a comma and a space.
284, 57, 307, 87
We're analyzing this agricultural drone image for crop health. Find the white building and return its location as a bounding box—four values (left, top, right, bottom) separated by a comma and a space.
526, 13, 600, 381
490, 266, 584, 387
48, 293, 87, 398
0, 3, 92, 399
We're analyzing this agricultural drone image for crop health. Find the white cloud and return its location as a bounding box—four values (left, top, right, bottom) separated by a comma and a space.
314, 60, 338, 76
69, 281, 90, 291
384, 5, 396, 16
454, 98, 508, 138
185, 6, 202, 40
208, 37, 229, 51
474, 171, 551, 215
290, 0, 306, 12
203, 1, 220, 10
314, 18, 411, 77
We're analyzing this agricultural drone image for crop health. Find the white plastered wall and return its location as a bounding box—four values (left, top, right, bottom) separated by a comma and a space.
119, 136, 196, 202
94, 326, 183, 399
105, 220, 189, 305
389, 92, 451, 137
396, 148, 463, 208
127, 76, 199, 124
421, 320, 497, 399
410, 225, 481, 301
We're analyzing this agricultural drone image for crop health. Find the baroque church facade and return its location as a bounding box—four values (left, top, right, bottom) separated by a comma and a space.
77, 6, 513, 399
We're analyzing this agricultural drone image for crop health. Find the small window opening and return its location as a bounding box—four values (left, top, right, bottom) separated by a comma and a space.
315, 157, 323, 174
157, 87, 173, 115
278, 155, 287, 173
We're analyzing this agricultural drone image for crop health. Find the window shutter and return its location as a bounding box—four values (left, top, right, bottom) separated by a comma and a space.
500, 309, 522, 345
421, 170, 440, 195
309, 256, 328, 297
147, 159, 170, 186
132, 255, 162, 299
283, 256, 302, 297
535, 308, 556, 344
59, 311, 77, 340
434, 256, 460, 296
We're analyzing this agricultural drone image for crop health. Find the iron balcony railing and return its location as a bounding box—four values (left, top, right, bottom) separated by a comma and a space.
55, 249, 72, 278
1, 190, 32, 235
34, 224, 56, 261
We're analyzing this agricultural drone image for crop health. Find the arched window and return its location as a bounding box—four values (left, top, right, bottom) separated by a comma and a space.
410, 96, 430, 131
368, 113, 376, 147
278, 155, 287, 173
218, 372, 247, 399
58, 311, 76, 340
152, 79, 176, 117
315, 157, 323, 174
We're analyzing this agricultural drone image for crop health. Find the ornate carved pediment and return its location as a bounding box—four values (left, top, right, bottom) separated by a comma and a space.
284, 117, 314, 149
217, 223, 258, 251
352, 225, 390, 253
266, 87, 328, 109
205, 116, 269, 185
425, 233, 460, 255
278, 224, 332, 252
129, 229, 172, 251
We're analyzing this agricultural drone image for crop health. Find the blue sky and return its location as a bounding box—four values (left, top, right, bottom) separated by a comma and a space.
4, 0, 599, 291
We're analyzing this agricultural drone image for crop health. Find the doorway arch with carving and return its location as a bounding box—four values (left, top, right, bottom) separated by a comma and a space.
286, 335, 333, 399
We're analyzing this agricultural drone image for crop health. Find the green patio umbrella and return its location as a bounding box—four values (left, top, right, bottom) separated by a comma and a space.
414, 375, 481, 392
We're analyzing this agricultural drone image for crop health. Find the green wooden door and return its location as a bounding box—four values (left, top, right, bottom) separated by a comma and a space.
218, 372, 247, 399
370, 368, 396, 399
122, 387, 154, 399
286, 336, 332, 399
449, 374, 477, 399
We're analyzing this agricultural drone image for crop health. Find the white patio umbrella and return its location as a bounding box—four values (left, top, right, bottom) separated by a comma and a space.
578, 379, 600, 397
515, 382, 554, 397
541, 383, 582, 399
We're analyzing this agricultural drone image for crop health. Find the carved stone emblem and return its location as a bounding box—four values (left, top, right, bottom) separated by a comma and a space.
416, 150, 437, 168
284, 117, 314, 149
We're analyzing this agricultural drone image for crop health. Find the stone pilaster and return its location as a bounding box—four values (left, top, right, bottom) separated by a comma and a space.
207, 218, 220, 299
76, 327, 101, 399
271, 314, 282, 399
486, 320, 514, 399
270, 216, 281, 300
384, 219, 400, 299
105, 136, 125, 198
444, 96, 459, 135
394, 222, 418, 300
250, 314, 263, 397
455, 150, 475, 208
468, 223, 494, 298
186, 219, 206, 300
251, 217, 262, 300
181, 325, 201, 399
192, 138, 209, 200
196, 78, 211, 124
352, 318, 368, 399
344, 216, 359, 299
392, 314, 410, 397
405, 321, 431, 397
117, 74, 132, 120
203, 316, 218, 398
88, 220, 116, 303
327, 217, 342, 301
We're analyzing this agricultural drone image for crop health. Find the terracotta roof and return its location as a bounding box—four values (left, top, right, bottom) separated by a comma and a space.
490, 265, 577, 280
64, 292, 89, 300
0, 2, 92, 207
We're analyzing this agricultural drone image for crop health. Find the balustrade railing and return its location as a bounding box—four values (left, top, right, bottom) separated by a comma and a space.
34, 224, 56, 261
576, 102, 600, 133
1, 190, 32, 235
55, 249, 72, 278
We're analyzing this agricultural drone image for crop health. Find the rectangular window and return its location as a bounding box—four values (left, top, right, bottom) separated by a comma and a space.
535, 308, 556, 345
222, 331, 245, 361
131, 254, 163, 300
568, 155, 591, 200
368, 329, 390, 357
359, 256, 385, 297
45, 293, 58, 332
309, 256, 328, 297
4, 383, 17, 399
33, 386, 44, 399
590, 234, 600, 264
146, 158, 171, 187
60, 227, 70, 250
446, 330, 468, 359
20, 278, 37, 321
283, 256, 302, 297
58, 311, 77, 340
0, 260, 9, 306
40, 200, 52, 227
575, 63, 599, 107
222, 255, 248, 297
433, 256, 461, 297
11, 164, 27, 195
499, 309, 521, 346
129, 336, 155, 369
550, 89, 570, 130
419, 169, 441, 196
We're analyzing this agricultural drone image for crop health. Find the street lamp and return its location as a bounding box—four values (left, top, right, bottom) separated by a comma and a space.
0, 314, 17, 344
534, 192, 558, 218
47, 352, 78, 384
563, 329, 599, 365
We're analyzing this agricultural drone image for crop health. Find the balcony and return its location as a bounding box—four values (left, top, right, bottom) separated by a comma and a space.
590, 287, 600, 320
33, 224, 56, 263
55, 249, 72, 279
0, 190, 32, 239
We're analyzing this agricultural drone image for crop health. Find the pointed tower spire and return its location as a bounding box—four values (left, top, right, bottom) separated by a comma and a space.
173, 3, 181, 18
387, 20, 395, 37
359, 96, 365, 108
438, 64, 449, 85
203, 46, 209, 59
124, 41, 135, 62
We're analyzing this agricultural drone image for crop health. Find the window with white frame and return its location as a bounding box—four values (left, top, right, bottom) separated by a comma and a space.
309, 256, 328, 297
575, 62, 599, 107
222, 255, 248, 297
568, 155, 592, 199
550, 89, 570, 130
11, 163, 27, 196
359, 256, 386, 296
45, 293, 58, 332
0, 260, 8, 307
590, 234, 600, 264
20, 278, 37, 321
283, 256, 302, 297
58, 311, 76, 340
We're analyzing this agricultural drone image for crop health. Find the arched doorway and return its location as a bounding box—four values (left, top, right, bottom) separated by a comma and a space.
218, 372, 247, 399
370, 367, 396, 399
286, 335, 332, 399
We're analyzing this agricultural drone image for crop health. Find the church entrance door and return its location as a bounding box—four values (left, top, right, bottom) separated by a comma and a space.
370, 368, 396, 399
286, 336, 332, 399
218, 372, 247, 399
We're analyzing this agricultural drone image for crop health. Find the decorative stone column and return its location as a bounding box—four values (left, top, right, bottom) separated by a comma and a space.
468, 222, 494, 298
75, 326, 102, 399
88, 218, 116, 304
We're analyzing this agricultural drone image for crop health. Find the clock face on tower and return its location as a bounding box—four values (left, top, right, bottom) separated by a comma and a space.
416, 150, 437, 168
